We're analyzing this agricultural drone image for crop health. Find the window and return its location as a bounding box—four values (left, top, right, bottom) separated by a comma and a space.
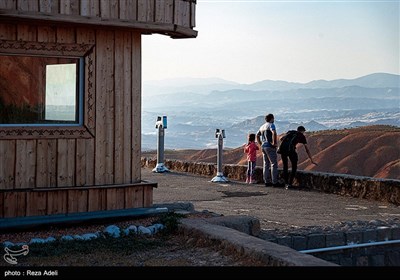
0, 39, 94, 139
0, 55, 83, 126
45, 63, 78, 122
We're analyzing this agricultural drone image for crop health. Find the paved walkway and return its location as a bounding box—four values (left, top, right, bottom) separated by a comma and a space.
142, 168, 400, 230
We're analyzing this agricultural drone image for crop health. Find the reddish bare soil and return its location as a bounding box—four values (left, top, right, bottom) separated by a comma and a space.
144, 125, 400, 180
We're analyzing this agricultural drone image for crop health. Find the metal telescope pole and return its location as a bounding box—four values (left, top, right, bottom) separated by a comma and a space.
211, 129, 228, 183
153, 116, 169, 173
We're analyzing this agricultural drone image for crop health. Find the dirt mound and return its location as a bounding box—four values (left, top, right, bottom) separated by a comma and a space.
298, 128, 400, 179
187, 149, 216, 161
163, 125, 400, 180
374, 160, 400, 179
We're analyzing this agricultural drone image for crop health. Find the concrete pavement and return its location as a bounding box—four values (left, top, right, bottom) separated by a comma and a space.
142, 167, 400, 231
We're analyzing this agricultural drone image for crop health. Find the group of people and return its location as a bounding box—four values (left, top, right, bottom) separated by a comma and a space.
243, 113, 317, 189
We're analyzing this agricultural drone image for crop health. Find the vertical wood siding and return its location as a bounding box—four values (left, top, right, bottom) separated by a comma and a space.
0, 0, 195, 28
0, 23, 145, 217
0, 23, 142, 190
0, 0, 190, 218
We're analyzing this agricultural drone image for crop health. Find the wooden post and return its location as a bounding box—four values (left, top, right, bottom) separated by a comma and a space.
26, 192, 47, 216
95, 30, 115, 185
36, 140, 57, 188
119, 0, 137, 21
3, 192, 26, 217
0, 0, 16, 10
164, 0, 173, 24
67, 189, 88, 213
77, 27, 96, 186
131, 32, 141, 182
114, 31, 125, 185
0, 141, 16, 189
0, 192, 4, 218
88, 188, 106, 211
143, 186, 153, 207
15, 140, 36, 188
47, 190, 67, 215
123, 32, 133, 183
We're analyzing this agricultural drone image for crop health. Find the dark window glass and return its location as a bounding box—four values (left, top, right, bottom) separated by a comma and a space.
0, 55, 81, 125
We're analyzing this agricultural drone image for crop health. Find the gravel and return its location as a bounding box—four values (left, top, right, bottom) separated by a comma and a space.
260, 217, 400, 239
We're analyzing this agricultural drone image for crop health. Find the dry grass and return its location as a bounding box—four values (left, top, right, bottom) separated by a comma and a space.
1, 213, 266, 267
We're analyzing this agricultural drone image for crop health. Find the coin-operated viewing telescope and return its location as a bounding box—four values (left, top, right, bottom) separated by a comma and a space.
152, 116, 169, 173
211, 129, 229, 183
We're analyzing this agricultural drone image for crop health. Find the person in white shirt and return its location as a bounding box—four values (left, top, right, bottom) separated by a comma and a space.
256, 113, 281, 187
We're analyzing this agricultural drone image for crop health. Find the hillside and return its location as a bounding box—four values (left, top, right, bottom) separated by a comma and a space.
142, 73, 399, 150
143, 125, 400, 180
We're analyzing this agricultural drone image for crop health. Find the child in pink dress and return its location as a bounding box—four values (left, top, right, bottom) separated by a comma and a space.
244, 133, 259, 184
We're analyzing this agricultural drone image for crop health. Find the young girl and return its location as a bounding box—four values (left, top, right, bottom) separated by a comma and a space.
244, 133, 259, 184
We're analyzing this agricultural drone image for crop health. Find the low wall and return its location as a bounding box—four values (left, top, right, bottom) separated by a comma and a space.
179, 218, 336, 266
266, 227, 400, 266
141, 157, 400, 205
310, 242, 400, 266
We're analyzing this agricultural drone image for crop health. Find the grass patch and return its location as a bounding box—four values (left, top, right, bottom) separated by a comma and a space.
26, 235, 168, 258
1, 234, 175, 266
156, 212, 186, 234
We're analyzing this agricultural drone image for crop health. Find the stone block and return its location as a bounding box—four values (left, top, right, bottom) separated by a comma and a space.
260, 230, 277, 240
326, 232, 345, 247
207, 215, 261, 237
356, 256, 369, 266
386, 251, 400, 266
323, 255, 340, 264
370, 255, 385, 266
362, 229, 377, 243
264, 237, 277, 243
292, 236, 307, 250
153, 202, 195, 213
391, 227, 400, 240
345, 231, 362, 244
376, 227, 391, 241
339, 257, 353, 266
277, 236, 292, 248
307, 234, 326, 249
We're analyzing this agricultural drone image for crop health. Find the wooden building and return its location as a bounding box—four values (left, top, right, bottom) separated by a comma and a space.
0, 0, 197, 220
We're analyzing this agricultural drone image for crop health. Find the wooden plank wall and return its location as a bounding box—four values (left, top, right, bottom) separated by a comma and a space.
0, 0, 196, 29
1, 183, 154, 218
0, 1, 183, 218
0, 23, 142, 191
0, 22, 145, 217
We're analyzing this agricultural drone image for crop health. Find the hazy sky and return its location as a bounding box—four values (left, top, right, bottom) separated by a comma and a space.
142, 0, 399, 84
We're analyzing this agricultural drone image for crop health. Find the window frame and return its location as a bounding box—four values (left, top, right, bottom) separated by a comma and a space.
0, 39, 95, 139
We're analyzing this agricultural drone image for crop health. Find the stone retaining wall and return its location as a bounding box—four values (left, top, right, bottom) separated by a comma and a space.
310, 243, 400, 266
141, 157, 400, 205
264, 225, 400, 266
179, 218, 336, 266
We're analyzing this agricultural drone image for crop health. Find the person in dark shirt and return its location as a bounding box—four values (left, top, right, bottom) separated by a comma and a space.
279, 126, 317, 189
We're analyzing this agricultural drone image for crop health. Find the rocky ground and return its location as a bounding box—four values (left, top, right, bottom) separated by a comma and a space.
2, 234, 264, 267
260, 217, 400, 239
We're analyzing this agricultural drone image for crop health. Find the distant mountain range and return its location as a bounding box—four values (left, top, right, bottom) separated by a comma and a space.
142, 125, 400, 180
247, 72, 400, 91
142, 73, 399, 150
144, 73, 400, 95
